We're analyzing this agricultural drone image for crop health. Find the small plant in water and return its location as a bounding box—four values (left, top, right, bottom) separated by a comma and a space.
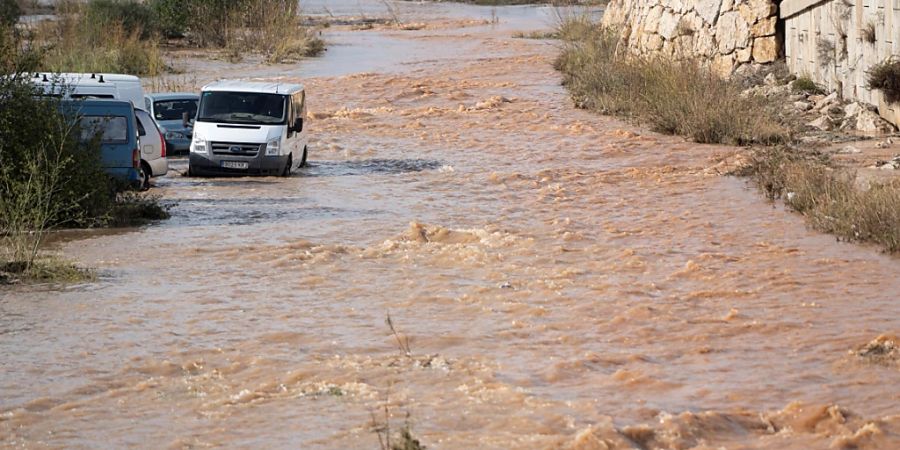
386, 312, 412, 358
373, 406, 426, 450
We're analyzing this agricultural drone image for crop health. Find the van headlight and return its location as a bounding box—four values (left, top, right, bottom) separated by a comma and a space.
166, 131, 186, 140
190, 134, 207, 154
265, 138, 281, 156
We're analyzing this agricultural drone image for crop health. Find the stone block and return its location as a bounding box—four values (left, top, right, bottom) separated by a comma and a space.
751, 36, 778, 63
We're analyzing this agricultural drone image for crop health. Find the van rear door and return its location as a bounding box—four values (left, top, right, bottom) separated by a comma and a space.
78, 109, 136, 169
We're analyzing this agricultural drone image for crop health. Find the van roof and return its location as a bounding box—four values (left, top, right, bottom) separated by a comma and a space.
202, 80, 304, 95
60, 98, 135, 114
31, 73, 141, 84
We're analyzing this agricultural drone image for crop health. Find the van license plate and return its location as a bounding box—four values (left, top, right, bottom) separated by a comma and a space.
221, 161, 249, 169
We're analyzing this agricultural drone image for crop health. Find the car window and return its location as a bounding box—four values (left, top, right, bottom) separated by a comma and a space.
153, 99, 199, 121
80, 116, 129, 143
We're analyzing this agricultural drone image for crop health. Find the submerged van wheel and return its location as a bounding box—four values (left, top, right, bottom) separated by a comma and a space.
139, 162, 151, 191
299, 146, 308, 167
282, 155, 292, 177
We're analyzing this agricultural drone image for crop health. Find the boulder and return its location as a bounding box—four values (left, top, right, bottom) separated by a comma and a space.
808, 115, 835, 131
843, 102, 874, 119
855, 109, 898, 134
814, 92, 839, 111
793, 101, 812, 112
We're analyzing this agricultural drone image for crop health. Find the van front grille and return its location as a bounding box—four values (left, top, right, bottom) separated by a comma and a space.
211, 142, 264, 157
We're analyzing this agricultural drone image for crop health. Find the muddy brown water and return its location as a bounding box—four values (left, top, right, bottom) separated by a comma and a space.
3, 2, 900, 449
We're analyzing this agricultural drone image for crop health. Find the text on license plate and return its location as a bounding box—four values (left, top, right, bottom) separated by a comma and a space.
221, 161, 249, 169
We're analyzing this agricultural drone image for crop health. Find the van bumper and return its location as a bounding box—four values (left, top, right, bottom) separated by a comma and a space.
147, 157, 168, 177
106, 168, 143, 185
189, 152, 289, 177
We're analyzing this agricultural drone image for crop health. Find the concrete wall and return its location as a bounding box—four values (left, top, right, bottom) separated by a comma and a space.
782, 0, 900, 127
600, 0, 782, 76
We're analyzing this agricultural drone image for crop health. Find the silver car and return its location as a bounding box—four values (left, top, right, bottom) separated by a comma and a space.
135, 109, 168, 189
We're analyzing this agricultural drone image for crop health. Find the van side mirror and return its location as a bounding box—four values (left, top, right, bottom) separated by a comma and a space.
182, 111, 190, 128
292, 117, 303, 133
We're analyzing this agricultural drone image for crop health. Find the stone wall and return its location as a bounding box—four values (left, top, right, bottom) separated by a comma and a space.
600, 0, 781, 76
782, 0, 900, 128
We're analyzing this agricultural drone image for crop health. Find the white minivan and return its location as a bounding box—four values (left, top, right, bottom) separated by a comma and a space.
32, 72, 145, 107
188, 80, 308, 177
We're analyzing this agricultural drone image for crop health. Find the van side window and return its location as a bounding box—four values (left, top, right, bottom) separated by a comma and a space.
286, 96, 295, 137
136, 116, 147, 136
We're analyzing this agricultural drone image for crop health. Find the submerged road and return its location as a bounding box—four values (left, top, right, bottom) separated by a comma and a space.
2, 1, 899, 448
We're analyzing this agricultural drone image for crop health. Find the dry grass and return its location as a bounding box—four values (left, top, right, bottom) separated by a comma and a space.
0, 258, 94, 284
35, 2, 165, 75
743, 147, 900, 253
512, 30, 558, 39
554, 19, 788, 145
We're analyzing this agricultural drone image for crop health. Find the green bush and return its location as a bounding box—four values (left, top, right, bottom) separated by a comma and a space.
83, 0, 157, 40
866, 58, 900, 104
791, 76, 823, 94
0, 74, 113, 270
149, 0, 188, 38
0, 0, 20, 27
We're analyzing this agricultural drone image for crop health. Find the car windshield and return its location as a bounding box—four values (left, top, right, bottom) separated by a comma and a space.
197, 91, 286, 125
154, 99, 199, 121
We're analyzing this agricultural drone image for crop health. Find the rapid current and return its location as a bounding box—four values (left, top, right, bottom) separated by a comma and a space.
2, 1, 899, 448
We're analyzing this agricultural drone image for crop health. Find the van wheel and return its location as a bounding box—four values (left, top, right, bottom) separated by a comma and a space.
299, 146, 308, 167
282, 155, 292, 177
139, 162, 151, 191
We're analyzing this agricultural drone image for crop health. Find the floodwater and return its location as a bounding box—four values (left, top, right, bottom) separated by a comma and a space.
3, 2, 900, 449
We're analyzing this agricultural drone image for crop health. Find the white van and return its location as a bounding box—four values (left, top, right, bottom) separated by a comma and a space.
188, 80, 308, 177
32, 72, 145, 107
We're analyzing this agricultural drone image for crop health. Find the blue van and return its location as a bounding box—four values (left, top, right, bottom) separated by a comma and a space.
61, 100, 142, 186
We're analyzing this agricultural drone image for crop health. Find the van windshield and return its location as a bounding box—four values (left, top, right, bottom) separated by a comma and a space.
197, 91, 286, 125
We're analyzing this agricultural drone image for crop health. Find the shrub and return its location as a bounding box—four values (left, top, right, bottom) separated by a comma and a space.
744, 147, 900, 253
791, 76, 823, 94
555, 19, 788, 145
149, 0, 188, 38
82, 0, 157, 40
866, 58, 900, 104
37, 2, 165, 75
0, 75, 112, 270
0, 0, 20, 27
